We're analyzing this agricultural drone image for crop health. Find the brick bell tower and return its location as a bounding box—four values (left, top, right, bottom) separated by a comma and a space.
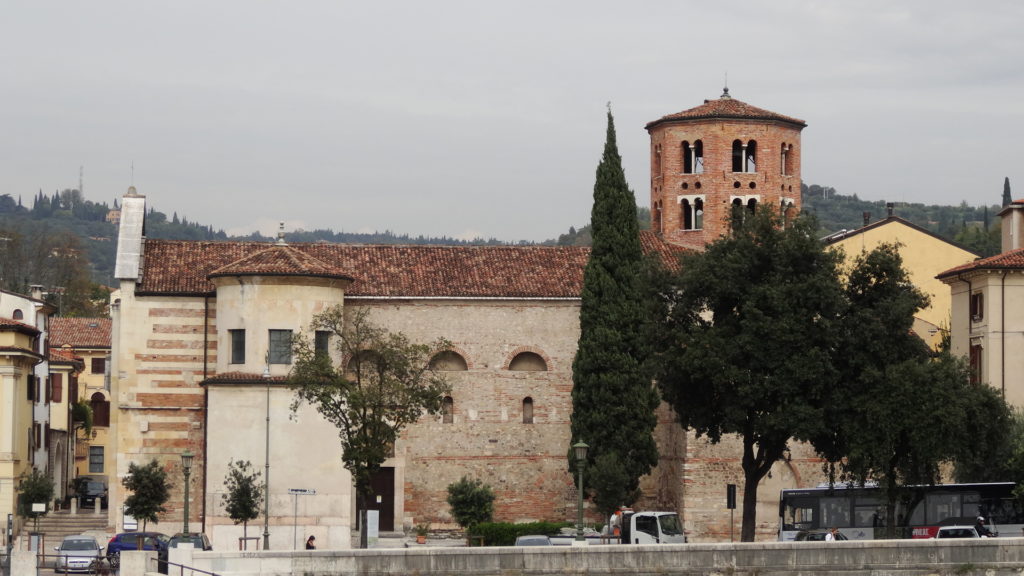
645, 87, 806, 250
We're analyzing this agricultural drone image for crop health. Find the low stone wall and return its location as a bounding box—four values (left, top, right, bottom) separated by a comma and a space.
179, 538, 1024, 576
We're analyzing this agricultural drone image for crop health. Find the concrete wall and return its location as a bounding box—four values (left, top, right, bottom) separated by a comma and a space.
182, 538, 1024, 576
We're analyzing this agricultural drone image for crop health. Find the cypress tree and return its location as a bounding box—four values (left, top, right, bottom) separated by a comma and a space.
569, 109, 659, 518
1004, 177, 1013, 207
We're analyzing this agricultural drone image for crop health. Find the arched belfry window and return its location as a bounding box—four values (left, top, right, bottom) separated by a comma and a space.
653, 200, 663, 235
12, 309, 23, 320
732, 140, 757, 173
747, 198, 758, 214
781, 143, 794, 176
682, 140, 704, 174
509, 352, 547, 372
731, 198, 746, 229
680, 196, 705, 231
780, 198, 796, 228
654, 144, 662, 176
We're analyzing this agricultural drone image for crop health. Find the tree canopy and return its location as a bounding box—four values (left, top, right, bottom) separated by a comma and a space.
221, 459, 263, 539
649, 210, 846, 541
17, 468, 55, 518
122, 459, 171, 532
288, 306, 451, 547
570, 109, 660, 518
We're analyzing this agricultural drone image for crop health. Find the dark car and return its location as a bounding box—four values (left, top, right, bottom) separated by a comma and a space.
514, 534, 553, 546
169, 532, 212, 551
107, 531, 170, 569
76, 478, 108, 509
794, 529, 848, 541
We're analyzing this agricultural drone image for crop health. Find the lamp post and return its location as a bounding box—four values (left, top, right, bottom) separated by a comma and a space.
572, 441, 589, 542
181, 450, 194, 534
263, 365, 271, 550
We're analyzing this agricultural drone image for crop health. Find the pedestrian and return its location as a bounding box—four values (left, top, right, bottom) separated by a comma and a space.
825, 527, 839, 541
306, 535, 316, 549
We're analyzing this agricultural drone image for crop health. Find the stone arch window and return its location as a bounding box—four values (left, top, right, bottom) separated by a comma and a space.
747, 197, 758, 214
522, 397, 534, 424
781, 143, 794, 176
442, 396, 454, 424
679, 196, 705, 231
12, 309, 23, 320
91, 392, 110, 427
429, 350, 468, 371
509, 351, 547, 372
653, 200, 663, 235
780, 198, 796, 228
731, 197, 746, 228
654, 144, 662, 176
732, 139, 757, 173
682, 140, 704, 174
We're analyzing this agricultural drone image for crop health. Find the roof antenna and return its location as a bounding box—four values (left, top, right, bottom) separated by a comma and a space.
130, 161, 135, 186
721, 73, 731, 99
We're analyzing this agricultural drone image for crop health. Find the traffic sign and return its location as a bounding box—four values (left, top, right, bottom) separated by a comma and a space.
288, 488, 316, 495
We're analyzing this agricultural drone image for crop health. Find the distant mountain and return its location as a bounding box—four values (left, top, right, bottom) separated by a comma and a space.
0, 182, 1005, 292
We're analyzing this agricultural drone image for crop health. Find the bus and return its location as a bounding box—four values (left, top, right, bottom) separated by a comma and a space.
779, 482, 1024, 540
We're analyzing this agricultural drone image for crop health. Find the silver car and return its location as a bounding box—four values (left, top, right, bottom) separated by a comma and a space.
54, 535, 103, 572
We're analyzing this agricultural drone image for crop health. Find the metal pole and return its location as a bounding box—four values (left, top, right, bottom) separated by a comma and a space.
293, 493, 298, 550
263, 368, 271, 550
183, 466, 190, 534
576, 465, 584, 541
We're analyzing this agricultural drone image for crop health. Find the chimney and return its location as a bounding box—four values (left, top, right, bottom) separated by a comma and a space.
998, 200, 1024, 253
862, 212, 871, 227
886, 203, 895, 217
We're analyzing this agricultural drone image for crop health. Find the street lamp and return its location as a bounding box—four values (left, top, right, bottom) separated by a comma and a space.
181, 450, 194, 534
263, 365, 271, 550
572, 441, 589, 542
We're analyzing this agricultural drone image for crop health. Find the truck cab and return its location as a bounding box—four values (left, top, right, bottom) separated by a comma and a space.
620, 511, 686, 544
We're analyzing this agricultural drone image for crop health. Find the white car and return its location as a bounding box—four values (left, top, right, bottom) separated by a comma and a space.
935, 526, 980, 539
54, 535, 104, 572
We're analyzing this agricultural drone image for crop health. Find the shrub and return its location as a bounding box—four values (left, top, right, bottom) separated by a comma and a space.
446, 476, 494, 531
470, 521, 574, 546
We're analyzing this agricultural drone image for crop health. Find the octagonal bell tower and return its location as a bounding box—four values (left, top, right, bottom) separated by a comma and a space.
646, 88, 806, 250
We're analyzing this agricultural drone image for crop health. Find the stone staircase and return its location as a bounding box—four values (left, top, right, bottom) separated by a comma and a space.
30, 509, 111, 550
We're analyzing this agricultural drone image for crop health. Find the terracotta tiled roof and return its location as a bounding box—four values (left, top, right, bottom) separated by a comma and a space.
209, 243, 356, 282
138, 240, 592, 298
646, 92, 806, 130
49, 317, 111, 348
0, 317, 41, 335
49, 347, 84, 368
937, 247, 1024, 279
639, 230, 689, 271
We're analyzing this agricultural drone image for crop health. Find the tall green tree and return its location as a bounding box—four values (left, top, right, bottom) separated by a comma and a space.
569, 109, 660, 519
446, 476, 495, 537
289, 307, 451, 548
122, 459, 171, 532
222, 459, 263, 540
1003, 177, 1013, 207
649, 211, 845, 541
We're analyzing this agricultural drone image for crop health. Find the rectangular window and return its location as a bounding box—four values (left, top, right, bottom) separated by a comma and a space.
51, 373, 63, 403
268, 329, 293, 365
970, 292, 984, 322
44, 376, 51, 404
230, 329, 246, 364
314, 331, 331, 358
969, 344, 983, 385
27, 375, 35, 401
89, 446, 104, 474
91, 357, 105, 374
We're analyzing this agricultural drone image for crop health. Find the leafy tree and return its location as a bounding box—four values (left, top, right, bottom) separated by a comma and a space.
122, 459, 171, 532
17, 468, 55, 518
71, 400, 93, 437
569, 109, 660, 520
817, 244, 1012, 536
289, 306, 451, 548
446, 476, 495, 537
1004, 177, 1013, 207
649, 210, 845, 541
222, 459, 263, 539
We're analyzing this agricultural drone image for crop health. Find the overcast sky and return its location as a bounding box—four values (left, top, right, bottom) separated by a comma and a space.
3, 1, 1022, 242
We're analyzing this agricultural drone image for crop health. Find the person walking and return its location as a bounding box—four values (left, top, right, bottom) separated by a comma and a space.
305, 535, 316, 549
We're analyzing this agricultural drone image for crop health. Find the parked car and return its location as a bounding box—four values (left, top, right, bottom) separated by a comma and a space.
794, 529, 848, 541
169, 532, 213, 551
107, 531, 170, 569
514, 534, 552, 546
75, 478, 108, 509
935, 526, 980, 539
54, 535, 104, 573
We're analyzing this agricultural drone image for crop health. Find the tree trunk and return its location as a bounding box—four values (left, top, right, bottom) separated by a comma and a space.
740, 426, 783, 542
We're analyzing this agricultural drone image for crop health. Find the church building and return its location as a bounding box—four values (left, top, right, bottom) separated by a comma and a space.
107, 90, 817, 546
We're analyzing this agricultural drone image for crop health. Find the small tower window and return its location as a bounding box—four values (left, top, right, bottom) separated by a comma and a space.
970, 292, 984, 322
747, 198, 758, 214
653, 200, 663, 235
682, 140, 704, 174
654, 144, 662, 177
522, 397, 534, 424
781, 143, 794, 176
12, 309, 23, 320
442, 396, 454, 424
680, 196, 705, 231
733, 140, 756, 173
